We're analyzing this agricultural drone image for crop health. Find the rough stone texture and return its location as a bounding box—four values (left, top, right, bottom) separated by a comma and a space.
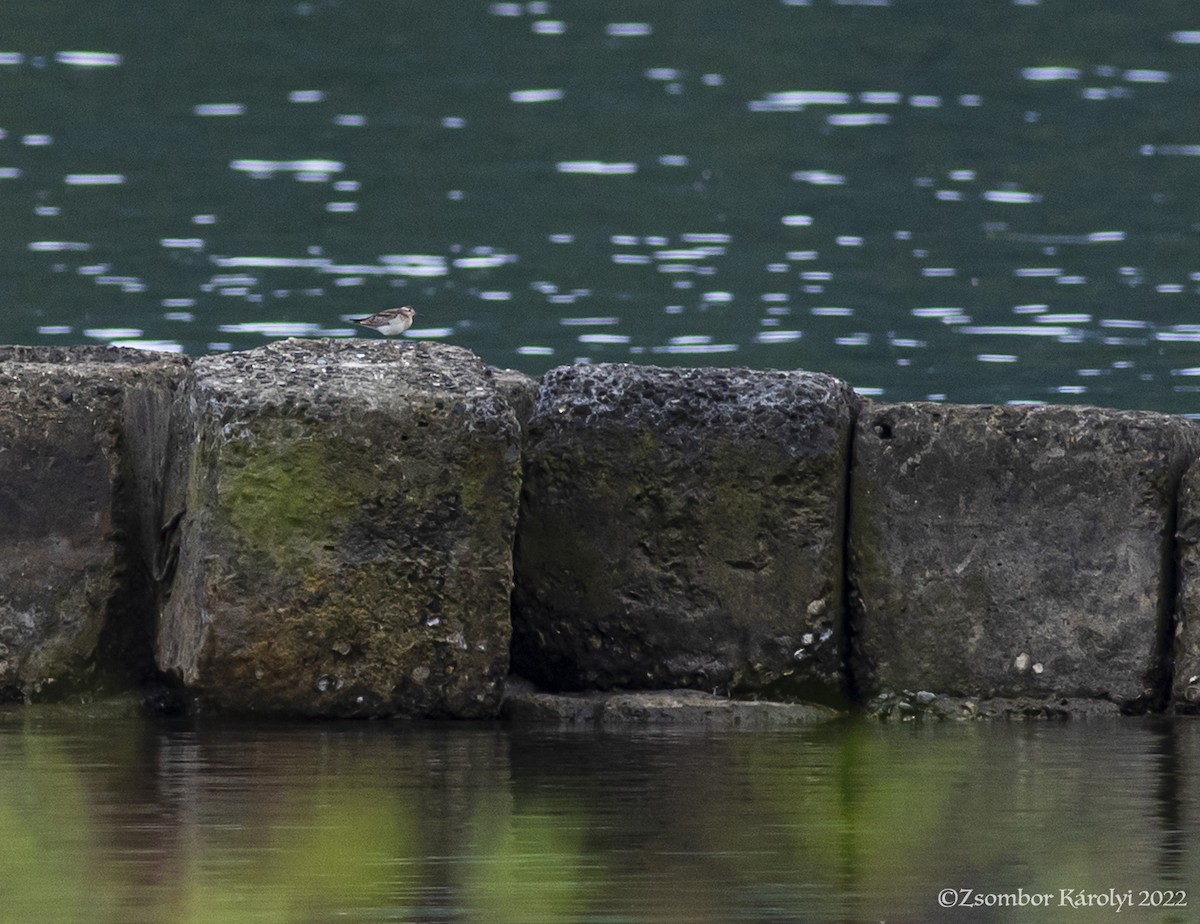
849, 402, 1200, 709
489, 367, 537, 433
1172, 458, 1200, 710
512, 363, 859, 702
865, 690, 1126, 721
0, 346, 188, 702
501, 676, 840, 726
156, 338, 521, 717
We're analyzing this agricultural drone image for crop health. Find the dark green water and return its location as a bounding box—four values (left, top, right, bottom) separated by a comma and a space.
4, 1, 1200, 410
2, 712, 1198, 923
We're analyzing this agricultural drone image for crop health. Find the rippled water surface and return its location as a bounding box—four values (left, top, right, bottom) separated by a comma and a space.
3, 712, 1199, 923
4, 1, 1200, 411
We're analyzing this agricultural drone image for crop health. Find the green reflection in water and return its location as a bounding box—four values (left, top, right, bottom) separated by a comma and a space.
746, 721, 1197, 923
175, 783, 416, 923
1, 714, 1199, 923
0, 732, 104, 920
465, 797, 590, 924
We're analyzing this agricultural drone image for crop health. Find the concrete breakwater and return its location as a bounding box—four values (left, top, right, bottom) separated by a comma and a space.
4, 339, 1200, 720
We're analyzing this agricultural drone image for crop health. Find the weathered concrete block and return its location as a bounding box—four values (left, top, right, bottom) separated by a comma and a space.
512, 363, 859, 700
0, 346, 187, 701
849, 402, 1200, 708
156, 339, 521, 717
1172, 459, 1200, 710
489, 367, 537, 433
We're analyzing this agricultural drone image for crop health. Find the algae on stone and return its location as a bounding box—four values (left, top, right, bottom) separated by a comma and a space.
156, 339, 521, 717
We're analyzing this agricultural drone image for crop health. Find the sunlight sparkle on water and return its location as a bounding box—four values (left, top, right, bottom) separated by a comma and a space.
54, 50, 122, 67
7, 0, 1200, 411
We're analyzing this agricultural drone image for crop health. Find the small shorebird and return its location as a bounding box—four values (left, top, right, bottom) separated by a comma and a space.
351, 305, 416, 337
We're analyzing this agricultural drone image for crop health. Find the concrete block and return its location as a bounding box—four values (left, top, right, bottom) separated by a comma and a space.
1171, 458, 1200, 709
850, 402, 1200, 708
513, 363, 858, 701
0, 346, 186, 701
156, 339, 521, 717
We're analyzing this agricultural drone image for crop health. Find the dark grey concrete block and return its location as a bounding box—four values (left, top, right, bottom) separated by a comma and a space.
513, 363, 859, 701
850, 402, 1200, 708
0, 346, 187, 701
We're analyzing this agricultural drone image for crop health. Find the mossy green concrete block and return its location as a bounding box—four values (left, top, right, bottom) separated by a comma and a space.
156, 339, 521, 717
850, 402, 1200, 708
513, 363, 859, 702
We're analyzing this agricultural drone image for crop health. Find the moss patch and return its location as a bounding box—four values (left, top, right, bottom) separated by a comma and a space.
216, 433, 368, 573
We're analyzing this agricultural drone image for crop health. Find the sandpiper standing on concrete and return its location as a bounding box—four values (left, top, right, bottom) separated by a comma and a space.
352, 305, 416, 337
